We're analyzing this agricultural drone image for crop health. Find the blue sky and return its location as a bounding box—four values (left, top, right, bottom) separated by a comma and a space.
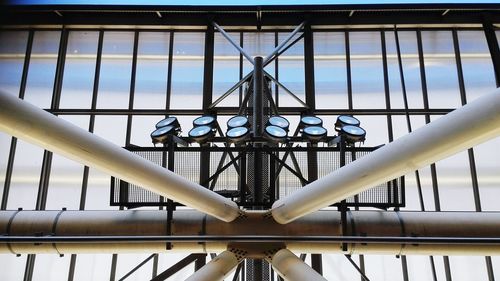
8, 0, 500, 5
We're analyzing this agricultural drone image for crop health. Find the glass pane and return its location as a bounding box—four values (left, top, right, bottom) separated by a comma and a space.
473, 136, 500, 211
45, 116, 90, 210
314, 32, 348, 109
421, 31, 461, 109
97, 31, 134, 109
0, 255, 27, 280
134, 32, 170, 109
364, 255, 404, 281
115, 254, 154, 280
32, 254, 71, 281
6, 139, 44, 209
82, 116, 127, 210
0, 31, 28, 201
131, 115, 164, 147
73, 254, 112, 280
385, 31, 424, 109
435, 150, 475, 211
406, 256, 439, 280
213, 32, 241, 107
350, 31, 386, 109
449, 256, 489, 281
169, 32, 204, 109
277, 32, 305, 107
458, 31, 496, 102
24, 31, 61, 109
322, 254, 361, 280
243, 32, 275, 74
0, 31, 28, 97
59, 31, 99, 109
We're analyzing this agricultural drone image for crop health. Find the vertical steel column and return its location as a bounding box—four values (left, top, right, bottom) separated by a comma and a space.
381, 30, 406, 281
345, 30, 353, 110
1, 29, 33, 210
253, 56, 264, 204
68, 28, 104, 281
203, 24, 215, 111
417, 30, 452, 281
239, 32, 244, 105
303, 22, 322, 275
111, 29, 139, 281
26, 27, 68, 281
125, 30, 139, 147
165, 31, 174, 111
274, 32, 279, 106
253, 56, 264, 138
482, 22, 500, 87
200, 25, 214, 188
381, 31, 394, 143
453, 29, 495, 281
36, 28, 68, 211
304, 23, 315, 110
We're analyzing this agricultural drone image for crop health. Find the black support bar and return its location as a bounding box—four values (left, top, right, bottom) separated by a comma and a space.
482, 22, 500, 87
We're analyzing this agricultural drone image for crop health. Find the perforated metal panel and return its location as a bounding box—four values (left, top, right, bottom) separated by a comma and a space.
110, 146, 404, 209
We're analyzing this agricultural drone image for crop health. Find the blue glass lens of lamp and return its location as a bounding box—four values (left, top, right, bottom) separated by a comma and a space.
193, 115, 216, 127
300, 115, 323, 127
155, 117, 178, 128
268, 116, 290, 131
189, 125, 212, 137
341, 125, 366, 142
303, 126, 327, 141
338, 115, 360, 126
151, 125, 175, 144
265, 125, 287, 138
227, 115, 249, 129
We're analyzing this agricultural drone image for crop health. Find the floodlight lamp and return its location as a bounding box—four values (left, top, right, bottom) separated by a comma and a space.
264, 125, 288, 143
341, 125, 366, 143
227, 126, 250, 143
193, 115, 216, 127
335, 115, 360, 131
302, 126, 327, 142
151, 125, 176, 145
188, 125, 215, 143
299, 115, 323, 128
227, 115, 249, 129
155, 117, 180, 129
267, 115, 290, 131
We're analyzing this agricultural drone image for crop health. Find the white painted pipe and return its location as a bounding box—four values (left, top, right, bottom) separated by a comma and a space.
0, 93, 241, 222
270, 249, 327, 281
3, 210, 500, 255
271, 89, 500, 224
185, 250, 240, 281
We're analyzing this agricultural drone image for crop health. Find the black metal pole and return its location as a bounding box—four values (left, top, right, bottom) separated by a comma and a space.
253, 56, 264, 138
253, 56, 264, 204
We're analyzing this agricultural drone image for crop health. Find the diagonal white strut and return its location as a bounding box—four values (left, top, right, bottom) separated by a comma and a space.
271, 89, 500, 224
270, 249, 327, 281
0, 93, 241, 222
185, 251, 240, 281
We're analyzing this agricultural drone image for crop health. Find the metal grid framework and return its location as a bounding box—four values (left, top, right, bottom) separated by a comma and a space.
0, 4, 499, 281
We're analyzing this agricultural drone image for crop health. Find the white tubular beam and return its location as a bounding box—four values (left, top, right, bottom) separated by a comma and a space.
185, 251, 239, 281
271, 89, 500, 224
0, 93, 241, 222
270, 249, 327, 281
5, 210, 500, 255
